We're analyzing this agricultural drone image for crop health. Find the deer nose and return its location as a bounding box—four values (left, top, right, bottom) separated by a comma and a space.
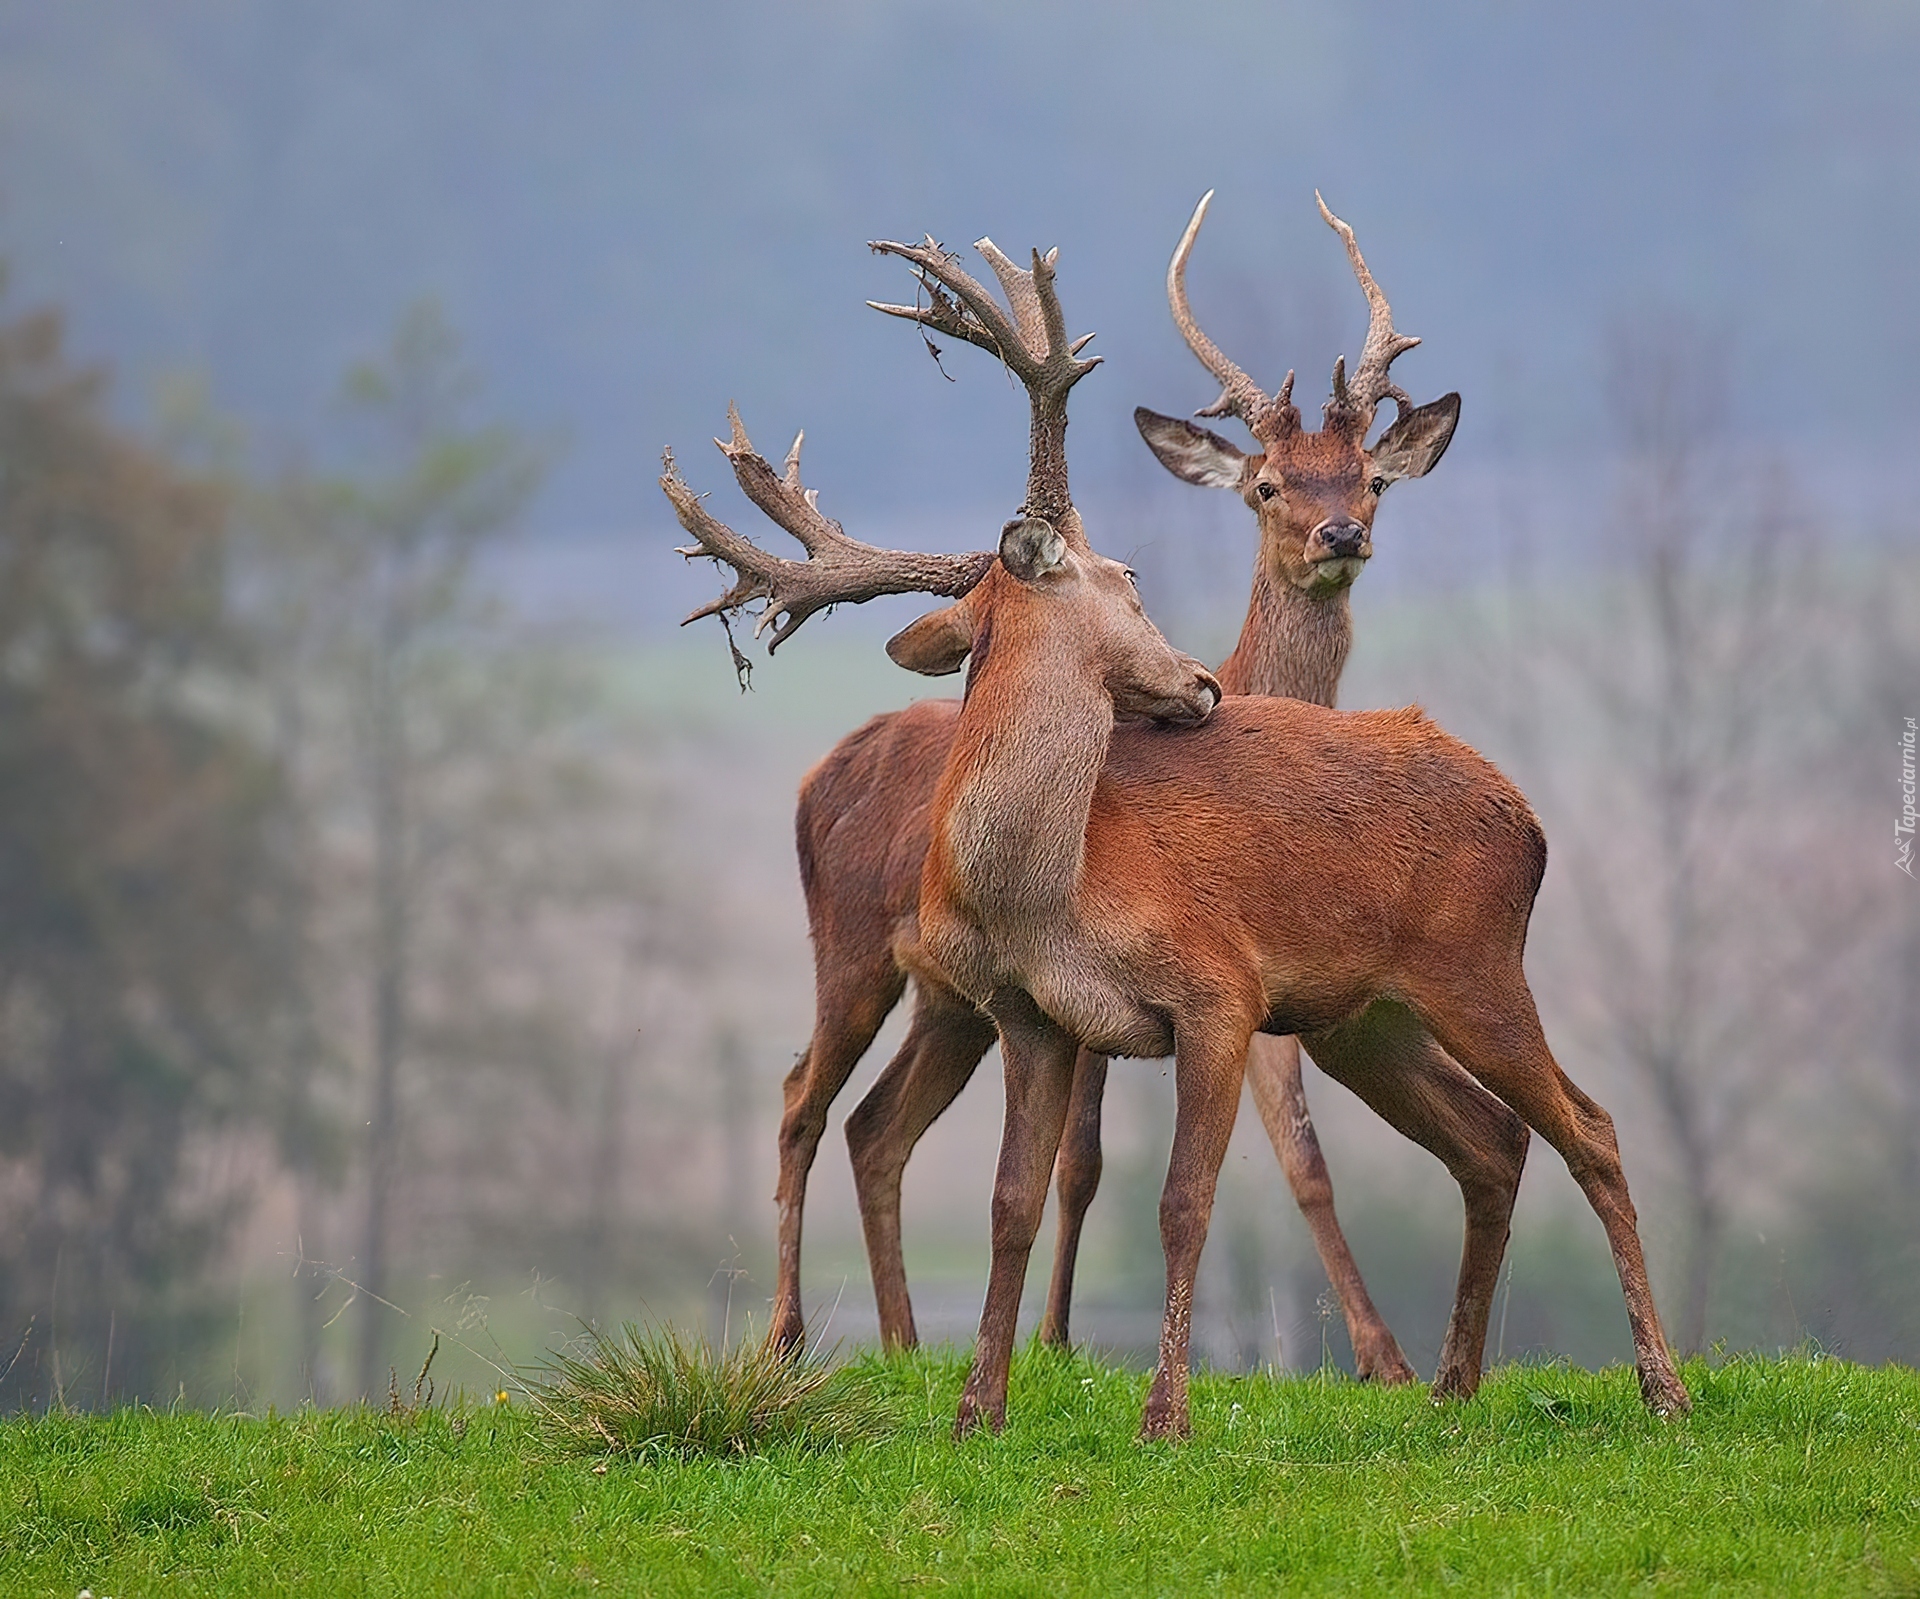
1184, 664, 1222, 718
1316, 519, 1367, 560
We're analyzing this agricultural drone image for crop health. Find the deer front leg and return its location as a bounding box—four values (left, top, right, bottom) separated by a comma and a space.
1038, 1048, 1109, 1348
1142, 1022, 1252, 1442
955, 993, 1081, 1439
1244, 1032, 1415, 1385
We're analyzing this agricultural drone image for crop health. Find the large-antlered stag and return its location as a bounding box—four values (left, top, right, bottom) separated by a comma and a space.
663, 227, 1689, 1440
745, 199, 1521, 1390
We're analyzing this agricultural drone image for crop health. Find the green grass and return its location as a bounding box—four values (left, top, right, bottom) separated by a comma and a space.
529, 1321, 900, 1458
3, 1349, 1917, 1596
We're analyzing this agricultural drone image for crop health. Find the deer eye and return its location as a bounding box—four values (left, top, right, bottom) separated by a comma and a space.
1122, 568, 1138, 588
1368, 475, 1387, 497
1255, 481, 1277, 502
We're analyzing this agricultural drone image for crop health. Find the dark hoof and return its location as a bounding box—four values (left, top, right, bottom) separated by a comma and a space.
1138, 1405, 1192, 1443
1641, 1367, 1692, 1418
1429, 1365, 1481, 1402
952, 1395, 1005, 1440
1356, 1343, 1419, 1387
765, 1315, 806, 1358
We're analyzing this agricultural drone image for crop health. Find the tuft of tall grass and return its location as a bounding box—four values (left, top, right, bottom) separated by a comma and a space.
527, 1322, 898, 1459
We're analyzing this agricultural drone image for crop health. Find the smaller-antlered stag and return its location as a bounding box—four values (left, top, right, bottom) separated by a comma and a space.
662, 250, 1689, 1442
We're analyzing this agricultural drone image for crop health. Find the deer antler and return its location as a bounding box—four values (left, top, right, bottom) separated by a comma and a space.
1317, 191, 1421, 435
868, 236, 1100, 532
1166, 192, 1298, 443
664, 404, 994, 666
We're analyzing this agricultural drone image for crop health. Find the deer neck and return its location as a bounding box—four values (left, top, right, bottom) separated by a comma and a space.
1213, 561, 1353, 708
931, 620, 1110, 931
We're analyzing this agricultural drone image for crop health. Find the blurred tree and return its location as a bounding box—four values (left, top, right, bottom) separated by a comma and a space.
0, 283, 299, 1407
1501, 318, 1858, 1353
242, 303, 548, 1398
241, 303, 715, 1399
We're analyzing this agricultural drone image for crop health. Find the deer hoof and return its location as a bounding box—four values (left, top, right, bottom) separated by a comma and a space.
1356, 1341, 1419, 1387
953, 1394, 1005, 1440
765, 1311, 807, 1358
1641, 1367, 1693, 1419
1429, 1363, 1481, 1401
1138, 1397, 1192, 1442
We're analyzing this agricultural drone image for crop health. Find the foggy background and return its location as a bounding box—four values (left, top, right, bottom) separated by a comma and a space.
1, 0, 1915, 1409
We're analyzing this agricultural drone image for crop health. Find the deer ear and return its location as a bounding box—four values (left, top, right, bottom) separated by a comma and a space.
999, 516, 1068, 582
1134, 407, 1247, 490
1369, 392, 1460, 486
886, 602, 974, 676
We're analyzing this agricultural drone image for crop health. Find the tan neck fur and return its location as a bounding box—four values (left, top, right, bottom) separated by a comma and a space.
1213, 558, 1354, 707
931, 619, 1110, 933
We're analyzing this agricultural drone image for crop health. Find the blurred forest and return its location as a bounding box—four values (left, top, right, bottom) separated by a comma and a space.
0, 2, 1916, 1407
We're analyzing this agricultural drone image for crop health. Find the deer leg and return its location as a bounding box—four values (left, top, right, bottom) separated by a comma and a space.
1301, 1003, 1530, 1400
1142, 1023, 1252, 1442
845, 980, 998, 1352
1038, 1048, 1109, 1349
1413, 975, 1690, 1417
1244, 1032, 1416, 1385
954, 992, 1081, 1439
769, 953, 907, 1355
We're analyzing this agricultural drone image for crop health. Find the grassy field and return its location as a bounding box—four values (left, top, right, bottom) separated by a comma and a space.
4, 1348, 1917, 1597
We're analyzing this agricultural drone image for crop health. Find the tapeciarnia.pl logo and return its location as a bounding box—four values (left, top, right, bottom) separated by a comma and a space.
1899, 716, 1917, 878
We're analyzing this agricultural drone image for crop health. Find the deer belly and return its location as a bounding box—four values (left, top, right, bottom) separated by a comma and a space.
1026, 962, 1176, 1060
1258, 974, 1382, 1038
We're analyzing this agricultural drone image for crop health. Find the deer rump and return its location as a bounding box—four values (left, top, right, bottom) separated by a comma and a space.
803, 695, 1546, 1063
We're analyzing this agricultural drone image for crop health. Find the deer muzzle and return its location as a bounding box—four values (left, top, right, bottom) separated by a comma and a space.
1156, 663, 1221, 728
1307, 518, 1370, 563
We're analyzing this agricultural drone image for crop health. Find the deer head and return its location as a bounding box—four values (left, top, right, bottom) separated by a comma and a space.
887, 517, 1221, 727
668, 232, 1214, 725
666, 425, 1215, 724
1135, 192, 1460, 596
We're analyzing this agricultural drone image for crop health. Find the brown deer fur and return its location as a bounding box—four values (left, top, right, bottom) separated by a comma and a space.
668, 204, 1686, 1443
772, 201, 1504, 1397
885, 525, 1689, 1438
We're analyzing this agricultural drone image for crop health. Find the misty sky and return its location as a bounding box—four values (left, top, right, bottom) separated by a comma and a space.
2, 1, 1916, 633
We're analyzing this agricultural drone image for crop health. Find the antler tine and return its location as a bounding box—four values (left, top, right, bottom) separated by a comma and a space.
868, 237, 1029, 369
1026, 245, 1081, 381
871, 232, 1101, 531
1167, 191, 1272, 431
663, 404, 995, 659
869, 236, 1100, 398
1316, 191, 1421, 429
973, 237, 1048, 356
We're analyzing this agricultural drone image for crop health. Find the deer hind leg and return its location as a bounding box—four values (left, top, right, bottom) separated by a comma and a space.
1142, 1019, 1255, 1442
1412, 974, 1691, 1417
1301, 1003, 1529, 1399
955, 990, 1082, 1439
769, 950, 907, 1355
844, 979, 998, 1352
1244, 1032, 1416, 1385
1037, 1048, 1109, 1349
